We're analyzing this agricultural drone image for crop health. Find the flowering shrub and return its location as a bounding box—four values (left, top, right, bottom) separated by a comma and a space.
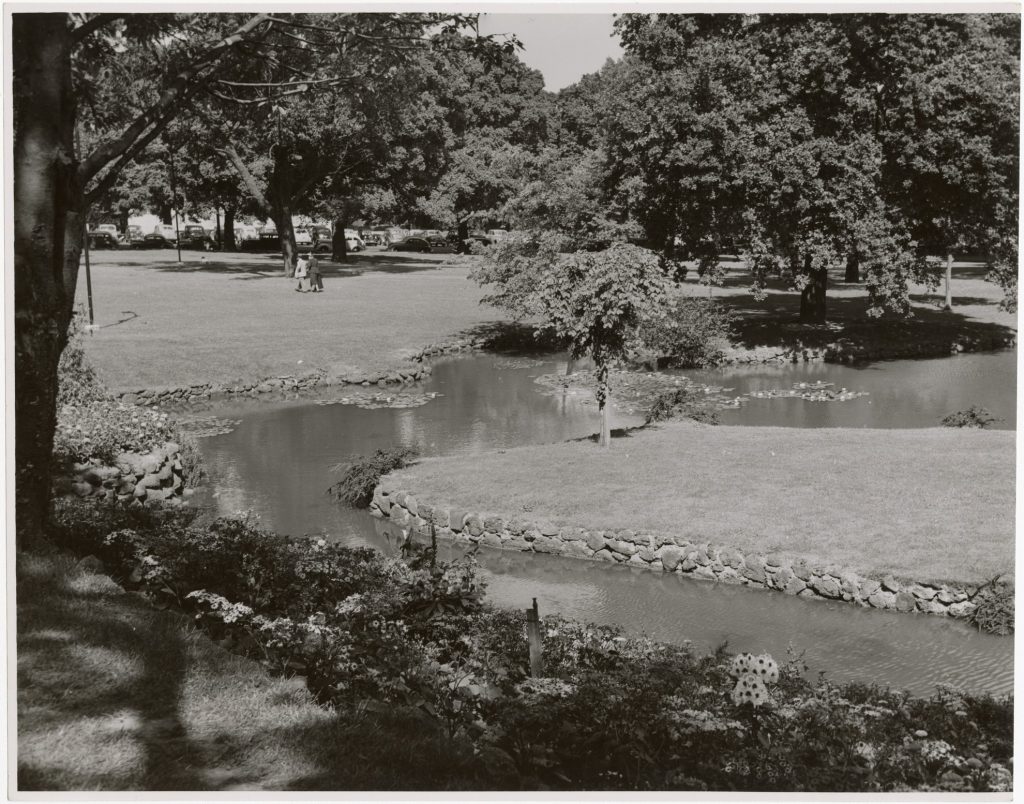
49, 497, 1014, 792
54, 400, 178, 464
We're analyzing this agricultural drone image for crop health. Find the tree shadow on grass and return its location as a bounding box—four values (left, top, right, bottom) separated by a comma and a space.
713, 269, 1015, 354
17, 556, 209, 791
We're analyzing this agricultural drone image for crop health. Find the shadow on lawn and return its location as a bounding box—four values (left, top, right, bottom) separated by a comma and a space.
16, 559, 217, 791
710, 267, 1015, 354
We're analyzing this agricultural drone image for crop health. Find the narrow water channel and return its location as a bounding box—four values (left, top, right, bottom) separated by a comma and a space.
196, 350, 1014, 697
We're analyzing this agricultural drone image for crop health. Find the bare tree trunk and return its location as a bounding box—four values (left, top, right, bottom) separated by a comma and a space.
844, 250, 860, 283
223, 205, 236, 251
332, 216, 348, 262
276, 208, 297, 275
799, 256, 828, 323
13, 14, 80, 546
596, 361, 611, 448
944, 253, 953, 311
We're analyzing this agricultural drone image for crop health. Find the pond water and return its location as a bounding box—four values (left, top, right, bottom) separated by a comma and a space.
682, 349, 1017, 429
196, 350, 1014, 697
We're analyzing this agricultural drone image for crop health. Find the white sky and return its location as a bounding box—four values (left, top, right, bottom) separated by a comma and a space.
477, 13, 624, 91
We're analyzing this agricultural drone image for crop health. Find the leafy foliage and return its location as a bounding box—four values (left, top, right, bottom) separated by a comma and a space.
940, 406, 1002, 429
328, 447, 418, 507
48, 496, 1013, 791
56, 313, 106, 408
633, 296, 733, 369
645, 387, 721, 425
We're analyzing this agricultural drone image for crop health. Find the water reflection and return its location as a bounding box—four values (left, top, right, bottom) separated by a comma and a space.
198, 351, 1014, 697
683, 350, 1016, 429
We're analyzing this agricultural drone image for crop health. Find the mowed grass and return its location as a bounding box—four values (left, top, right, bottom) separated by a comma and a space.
387, 423, 1015, 585
16, 553, 495, 791
74, 249, 505, 392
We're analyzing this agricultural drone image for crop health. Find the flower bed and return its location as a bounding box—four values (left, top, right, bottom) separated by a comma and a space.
45, 497, 1013, 792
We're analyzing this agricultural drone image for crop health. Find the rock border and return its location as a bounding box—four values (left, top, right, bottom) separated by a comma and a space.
110, 333, 491, 406
111, 329, 1014, 406
371, 486, 984, 622
53, 441, 195, 509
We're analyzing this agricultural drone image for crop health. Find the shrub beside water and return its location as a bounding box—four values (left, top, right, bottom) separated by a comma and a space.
328, 447, 418, 507
646, 387, 721, 425
52, 316, 205, 480
47, 497, 1014, 793
636, 297, 734, 369
940, 406, 1002, 429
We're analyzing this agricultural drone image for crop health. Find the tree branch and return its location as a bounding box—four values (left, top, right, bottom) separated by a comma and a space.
70, 13, 124, 45
78, 13, 273, 184
220, 144, 272, 216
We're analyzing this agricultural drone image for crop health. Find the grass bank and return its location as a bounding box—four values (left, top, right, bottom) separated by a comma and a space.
16, 552, 491, 791
385, 423, 1014, 586
74, 249, 505, 393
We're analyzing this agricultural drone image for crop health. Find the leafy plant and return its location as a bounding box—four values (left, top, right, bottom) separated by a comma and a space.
328, 447, 418, 507
634, 296, 733, 369
940, 406, 1002, 429
646, 387, 721, 425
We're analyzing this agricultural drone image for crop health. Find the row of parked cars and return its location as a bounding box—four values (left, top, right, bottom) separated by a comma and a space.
86, 222, 515, 255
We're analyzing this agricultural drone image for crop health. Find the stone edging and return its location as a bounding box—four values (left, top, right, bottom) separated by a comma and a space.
54, 441, 194, 508
371, 486, 982, 622
111, 333, 491, 406
111, 330, 1015, 405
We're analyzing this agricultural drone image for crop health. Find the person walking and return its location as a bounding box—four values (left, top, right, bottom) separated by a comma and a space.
308, 253, 323, 292
294, 253, 310, 292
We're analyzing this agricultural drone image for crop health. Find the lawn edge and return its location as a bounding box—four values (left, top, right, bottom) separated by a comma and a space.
370, 484, 1003, 626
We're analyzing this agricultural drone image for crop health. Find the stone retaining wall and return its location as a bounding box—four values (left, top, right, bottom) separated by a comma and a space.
371, 486, 981, 622
54, 442, 194, 508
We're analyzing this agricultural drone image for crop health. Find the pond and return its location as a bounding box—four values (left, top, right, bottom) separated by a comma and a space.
682, 349, 1017, 429
195, 350, 1014, 697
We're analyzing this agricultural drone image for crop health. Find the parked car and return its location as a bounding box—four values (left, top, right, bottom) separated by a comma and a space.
362, 231, 384, 247
424, 236, 457, 254
87, 230, 119, 249
388, 236, 433, 253
179, 224, 215, 250
94, 223, 119, 237
311, 226, 333, 253
120, 225, 145, 246
345, 233, 365, 252
140, 232, 174, 248
294, 228, 314, 251
486, 229, 510, 241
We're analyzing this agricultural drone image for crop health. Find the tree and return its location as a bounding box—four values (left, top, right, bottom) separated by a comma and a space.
418, 42, 549, 236
12, 12, 505, 543
474, 237, 671, 446
608, 12, 1018, 322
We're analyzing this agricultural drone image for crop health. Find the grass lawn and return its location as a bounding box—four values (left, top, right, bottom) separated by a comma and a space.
16, 552, 493, 791
74, 249, 505, 392
386, 423, 1015, 586
74, 250, 1014, 394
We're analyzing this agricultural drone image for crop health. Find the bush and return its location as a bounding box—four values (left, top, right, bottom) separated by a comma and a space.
46, 498, 1014, 793
57, 312, 106, 407
328, 447, 418, 507
175, 432, 207, 488
646, 387, 721, 425
53, 400, 178, 464
635, 297, 733, 369
967, 579, 1014, 636
940, 406, 1002, 429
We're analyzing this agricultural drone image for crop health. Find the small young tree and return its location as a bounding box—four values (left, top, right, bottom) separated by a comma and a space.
476, 239, 671, 447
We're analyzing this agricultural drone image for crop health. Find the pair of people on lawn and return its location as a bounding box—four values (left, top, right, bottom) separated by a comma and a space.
294, 254, 323, 292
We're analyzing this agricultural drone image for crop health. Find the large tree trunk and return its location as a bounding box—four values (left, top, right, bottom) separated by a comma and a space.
158, 202, 172, 225
596, 361, 611, 448
13, 14, 81, 546
944, 253, 953, 311
275, 208, 297, 275
332, 217, 348, 262
223, 205, 236, 251
799, 257, 828, 323
844, 250, 860, 283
